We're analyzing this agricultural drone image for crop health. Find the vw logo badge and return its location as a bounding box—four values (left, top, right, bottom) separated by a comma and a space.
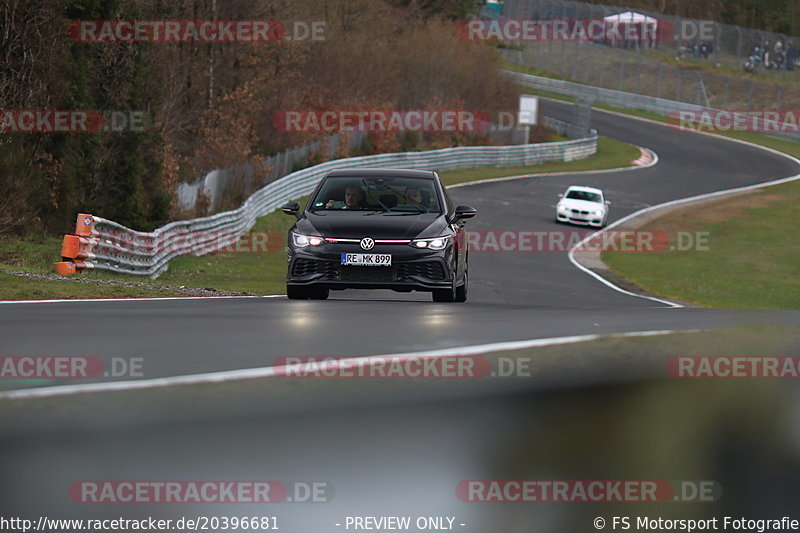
360, 237, 375, 250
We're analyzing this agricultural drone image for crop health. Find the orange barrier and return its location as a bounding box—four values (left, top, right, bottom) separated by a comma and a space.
74, 213, 95, 237
54, 214, 96, 275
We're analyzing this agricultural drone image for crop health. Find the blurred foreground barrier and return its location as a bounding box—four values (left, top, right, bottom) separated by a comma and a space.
54, 134, 598, 279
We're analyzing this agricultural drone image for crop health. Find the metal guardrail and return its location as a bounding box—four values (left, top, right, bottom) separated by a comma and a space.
57, 132, 598, 278
507, 69, 800, 142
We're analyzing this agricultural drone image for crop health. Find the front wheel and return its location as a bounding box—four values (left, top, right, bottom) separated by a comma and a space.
455, 271, 468, 303
432, 280, 456, 302
287, 284, 308, 299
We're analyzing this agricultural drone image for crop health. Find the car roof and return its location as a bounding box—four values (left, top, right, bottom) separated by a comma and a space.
326, 168, 437, 180
566, 185, 603, 194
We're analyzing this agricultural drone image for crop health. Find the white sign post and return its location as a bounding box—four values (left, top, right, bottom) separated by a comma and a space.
518, 95, 539, 144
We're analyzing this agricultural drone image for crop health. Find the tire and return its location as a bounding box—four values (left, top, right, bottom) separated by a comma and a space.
455, 271, 468, 303
432, 279, 456, 302
287, 284, 308, 299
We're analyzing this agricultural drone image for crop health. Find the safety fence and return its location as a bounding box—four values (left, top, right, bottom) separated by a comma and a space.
506, 69, 800, 142
55, 130, 598, 279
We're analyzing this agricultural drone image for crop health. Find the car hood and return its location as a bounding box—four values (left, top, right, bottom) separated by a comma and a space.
297, 212, 446, 240
559, 198, 605, 211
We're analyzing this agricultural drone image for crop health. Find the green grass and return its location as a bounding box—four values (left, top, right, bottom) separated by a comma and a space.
157, 197, 309, 295
0, 273, 189, 300
0, 233, 63, 273
602, 181, 800, 309
440, 137, 639, 186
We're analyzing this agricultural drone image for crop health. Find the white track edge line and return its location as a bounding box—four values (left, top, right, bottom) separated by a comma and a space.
0, 295, 280, 305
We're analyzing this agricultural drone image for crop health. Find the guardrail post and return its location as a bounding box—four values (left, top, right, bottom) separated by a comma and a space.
54, 213, 97, 275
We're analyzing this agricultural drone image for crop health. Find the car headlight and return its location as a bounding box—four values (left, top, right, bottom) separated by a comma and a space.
592, 209, 604, 216
410, 236, 450, 250
292, 233, 326, 247
558, 204, 569, 211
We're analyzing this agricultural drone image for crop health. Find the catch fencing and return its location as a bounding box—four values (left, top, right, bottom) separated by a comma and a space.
505, 69, 800, 142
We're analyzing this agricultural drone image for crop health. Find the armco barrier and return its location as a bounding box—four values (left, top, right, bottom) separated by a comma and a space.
506, 70, 800, 142
55, 133, 598, 279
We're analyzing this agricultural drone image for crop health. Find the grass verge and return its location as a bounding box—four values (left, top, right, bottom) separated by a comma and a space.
601, 181, 800, 309
0, 273, 190, 300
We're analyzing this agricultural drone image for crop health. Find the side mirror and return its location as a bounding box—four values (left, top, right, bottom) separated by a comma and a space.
282, 201, 301, 219
452, 205, 477, 222
604, 200, 610, 205
557, 193, 564, 198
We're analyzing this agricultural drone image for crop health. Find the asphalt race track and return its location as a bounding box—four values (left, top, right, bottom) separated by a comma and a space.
2, 100, 800, 531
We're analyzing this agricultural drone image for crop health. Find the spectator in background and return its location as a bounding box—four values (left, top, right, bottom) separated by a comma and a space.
787, 43, 799, 71
676, 40, 693, 60
774, 40, 787, 70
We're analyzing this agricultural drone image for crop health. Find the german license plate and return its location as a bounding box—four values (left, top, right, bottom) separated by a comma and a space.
341, 253, 392, 266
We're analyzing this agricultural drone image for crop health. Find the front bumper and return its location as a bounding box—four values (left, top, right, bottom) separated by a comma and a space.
287, 243, 455, 291
557, 211, 604, 227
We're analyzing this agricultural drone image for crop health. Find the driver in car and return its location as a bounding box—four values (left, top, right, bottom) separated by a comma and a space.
326, 185, 364, 209
405, 188, 423, 205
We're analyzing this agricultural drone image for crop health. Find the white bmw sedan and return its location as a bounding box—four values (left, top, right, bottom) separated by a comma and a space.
555, 186, 609, 227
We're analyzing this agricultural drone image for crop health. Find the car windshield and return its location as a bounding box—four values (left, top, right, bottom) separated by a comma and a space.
566, 190, 602, 203
309, 176, 441, 213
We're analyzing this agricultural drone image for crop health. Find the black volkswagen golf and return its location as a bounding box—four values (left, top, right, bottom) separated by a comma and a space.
281, 168, 476, 302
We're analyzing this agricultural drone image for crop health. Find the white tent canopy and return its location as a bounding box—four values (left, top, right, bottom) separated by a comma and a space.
603, 11, 658, 24
602, 10, 658, 45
